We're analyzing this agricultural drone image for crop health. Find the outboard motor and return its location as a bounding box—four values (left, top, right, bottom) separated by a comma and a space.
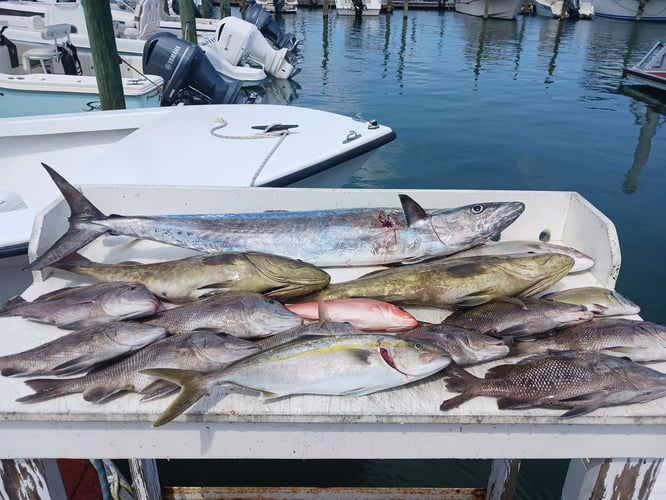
565, 0, 580, 17
0, 25, 19, 69
214, 16, 299, 79
244, 3, 300, 53
142, 32, 245, 105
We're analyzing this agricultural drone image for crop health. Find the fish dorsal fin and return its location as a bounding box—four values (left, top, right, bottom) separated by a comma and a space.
399, 194, 429, 228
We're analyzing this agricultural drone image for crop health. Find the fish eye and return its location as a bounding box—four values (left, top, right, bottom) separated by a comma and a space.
413, 342, 423, 350
128, 285, 137, 291
470, 204, 485, 214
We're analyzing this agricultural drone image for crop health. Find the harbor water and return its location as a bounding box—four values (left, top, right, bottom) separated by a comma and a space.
154, 8, 665, 498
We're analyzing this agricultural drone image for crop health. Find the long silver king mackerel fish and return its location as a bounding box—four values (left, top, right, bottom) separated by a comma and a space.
29, 164, 525, 270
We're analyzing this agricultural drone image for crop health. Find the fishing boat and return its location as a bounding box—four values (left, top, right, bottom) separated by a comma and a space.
531, 0, 594, 18
0, 21, 163, 118
454, 0, 525, 20
0, 0, 300, 84
335, 0, 383, 16
0, 104, 395, 259
622, 41, 666, 92
592, 0, 666, 20
1, 183, 663, 499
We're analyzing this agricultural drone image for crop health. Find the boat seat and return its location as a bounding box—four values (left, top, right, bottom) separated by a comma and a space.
123, 0, 162, 40
21, 23, 72, 74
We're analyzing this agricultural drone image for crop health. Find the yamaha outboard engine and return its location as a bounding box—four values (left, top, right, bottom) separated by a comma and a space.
244, 3, 300, 53
143, 32, 245, 105
565, 0, 580, 17
213, 16, 299, 79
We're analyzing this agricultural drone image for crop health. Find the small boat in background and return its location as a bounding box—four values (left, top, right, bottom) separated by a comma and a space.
335, 0, 383, 16
593, 0, 666, 20
0, 21, 162, 118
532, 0, 594, 18
255, 0, 299, 14
622, 42, 666, 92
454, 0, 524, 20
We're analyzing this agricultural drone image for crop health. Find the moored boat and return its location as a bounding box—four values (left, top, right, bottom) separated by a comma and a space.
0, 21, 163, 118
454, 0, 524, 20
531, 0, 594, 18
0, 104, 395, 259
622, 41, 666, 92
592, 0, 666, 20
335, 0, 383, 16
256, 0, 299, 13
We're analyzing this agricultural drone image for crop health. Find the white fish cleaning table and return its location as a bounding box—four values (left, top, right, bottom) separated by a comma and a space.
1, 186, 663, 498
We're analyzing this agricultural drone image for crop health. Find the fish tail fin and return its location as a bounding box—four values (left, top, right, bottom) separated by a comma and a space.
16, 377, 76, 403
140, 368, 213, 427
26, 164, 109, 271
439, 363, 481, 411
0, 295, 26, 316
50, 252, 94, 271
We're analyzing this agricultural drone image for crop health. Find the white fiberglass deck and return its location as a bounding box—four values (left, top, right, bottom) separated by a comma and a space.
1, 186, 664, 464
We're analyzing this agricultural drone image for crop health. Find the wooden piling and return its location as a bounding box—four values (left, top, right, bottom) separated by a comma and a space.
81, 0, 125, 111
323, 0, 329, 17
179, 0, 199, 43
220, 0, 231, 19
403, 0, 409, 16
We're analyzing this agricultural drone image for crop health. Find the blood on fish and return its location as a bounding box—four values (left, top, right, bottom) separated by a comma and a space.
376, 211, 401, 245
380, 347, 397, 370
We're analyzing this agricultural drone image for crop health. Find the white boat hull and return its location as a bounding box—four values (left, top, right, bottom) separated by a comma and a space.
0, 104, 395, 253
622, 42, 666, 92
532, 0, 594, 18
455, 0, 525, 19
593, 0, 666, 20
0, 73, 162, 118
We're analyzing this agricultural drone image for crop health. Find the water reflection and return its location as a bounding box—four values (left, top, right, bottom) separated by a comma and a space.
458, 16, 522, 84
618, 84, 666, 194
247, 77, 302, 104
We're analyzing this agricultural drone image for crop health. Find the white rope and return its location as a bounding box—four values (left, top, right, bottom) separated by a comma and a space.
210, 118, 291, 187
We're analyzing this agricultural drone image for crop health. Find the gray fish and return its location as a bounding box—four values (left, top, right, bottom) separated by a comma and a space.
17, 332, 261, 404
29, 164, 525, 270
439, 351, 666, 417
398, 323, 510, 365
510, 318, 666, 362
0, 322, 167, 377
305, 254, 574, 308
142, 291, 303, 338
0, 281, 161, 329
51, 251, 331, 303
143, 334, 452, 426
540, 286, 641, 316
442, 297, 593, 338
450, 240, 595, 274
